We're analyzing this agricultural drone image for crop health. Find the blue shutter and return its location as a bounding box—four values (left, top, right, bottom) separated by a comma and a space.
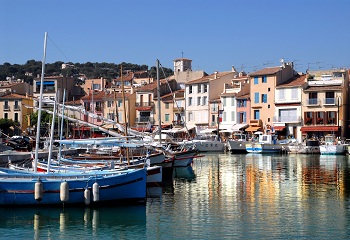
254, 93, 259, 103
254, 77, 258, 84
243, 112, 246, 123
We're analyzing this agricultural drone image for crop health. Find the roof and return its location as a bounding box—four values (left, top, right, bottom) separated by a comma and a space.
185, 71, 232, 85
303, 85, 342, 92
276, 74, 307, 88
0, 93, 27, 100
81, 90, 130, 101
235, 82, 250, 98
249, 66, 281, 76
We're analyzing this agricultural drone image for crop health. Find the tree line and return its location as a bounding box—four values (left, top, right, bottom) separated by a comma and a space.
0, 60, 174, 85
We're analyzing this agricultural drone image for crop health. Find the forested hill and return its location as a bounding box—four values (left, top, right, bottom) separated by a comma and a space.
0, 60, 174, 84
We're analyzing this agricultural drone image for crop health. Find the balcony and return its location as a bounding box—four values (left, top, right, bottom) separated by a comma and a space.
323, 98, 336, 106
172, 120, 185, 127
304, 118, 336, 126
173, 107, 184, 113
305, 98, 320, 106
273, 116, 302, 123
14, 105, 21, 111
4, 105, 10, 111
136, 117, 155, 124
135, 102, 155, 111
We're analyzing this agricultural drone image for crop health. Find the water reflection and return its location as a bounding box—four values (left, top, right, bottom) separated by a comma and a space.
0, 205, 146, 239
173, 166, 196, 181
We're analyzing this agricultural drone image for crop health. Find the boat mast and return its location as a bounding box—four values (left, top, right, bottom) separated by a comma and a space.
34, 32, 48, 172
120, 64, 129, 164
157, 59, 161, 144
47, 91, 58, 173
58, 89, 66, 163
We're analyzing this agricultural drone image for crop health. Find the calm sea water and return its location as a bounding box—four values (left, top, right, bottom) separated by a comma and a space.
1, 153, 350, 239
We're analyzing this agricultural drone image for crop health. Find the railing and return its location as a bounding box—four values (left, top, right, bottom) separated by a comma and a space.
136, 117, 155, 124
172, 120, 185, 127
273, 116, 302, 123
14, 105, 21, 111
135, 102, 155, 107
323, 98, 336, 105
306, 98, 320, 106
4, 105, 10, 111
304, 118, 336, 125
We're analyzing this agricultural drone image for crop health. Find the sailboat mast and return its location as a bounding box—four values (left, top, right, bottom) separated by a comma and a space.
156, 59, 161, 144
120, 64, 129, 164
33, 32, 48, 172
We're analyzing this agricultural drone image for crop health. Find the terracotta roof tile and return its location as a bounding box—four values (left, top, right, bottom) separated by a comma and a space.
304, 85, 342, 92
276, 74, 307, 88
249, 66, 281, 76
0, 93, 27, 99
185, 72, 231, 85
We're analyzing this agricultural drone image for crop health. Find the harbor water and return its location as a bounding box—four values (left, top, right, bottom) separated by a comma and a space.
1, 153, 350, 239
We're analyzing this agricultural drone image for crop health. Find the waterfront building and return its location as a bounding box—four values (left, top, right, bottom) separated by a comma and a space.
0, 93, 33, 135
274, 74, 306, 141
185, 69, 239, 134
248, 61, 297, 133
219, 69, 249, 133
300, 69, 349, 139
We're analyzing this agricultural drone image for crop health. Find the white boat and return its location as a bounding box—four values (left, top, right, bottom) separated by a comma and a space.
320, 134, 347, 155
286, 139, 320, 154
178, 134, 225, 152
227, 133, 249, 153
246, 133, 287, 154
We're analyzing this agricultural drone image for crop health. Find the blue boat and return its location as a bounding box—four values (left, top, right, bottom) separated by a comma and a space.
0, 167, 147, 206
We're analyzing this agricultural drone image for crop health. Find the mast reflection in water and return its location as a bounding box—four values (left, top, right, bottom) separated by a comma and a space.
1, 153, 350, 239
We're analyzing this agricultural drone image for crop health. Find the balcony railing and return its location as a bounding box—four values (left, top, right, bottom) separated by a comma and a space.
304, 118, 336, 125
136, 117, 155, 124
135, 102, 155, 107
14, 105, 21, 111
273, 116, 302, 123
306, 98, 320, 106
172, 120, 185, 127
323, 98, 336, 105
4, 105, 10, 111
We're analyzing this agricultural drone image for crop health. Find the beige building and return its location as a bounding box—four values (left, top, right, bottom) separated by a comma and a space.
300, 69, 349, 139
0, 93, 33, 135
248, 62, 296, 131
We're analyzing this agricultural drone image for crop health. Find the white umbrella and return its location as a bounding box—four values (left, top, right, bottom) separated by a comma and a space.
254, 131, 263, 135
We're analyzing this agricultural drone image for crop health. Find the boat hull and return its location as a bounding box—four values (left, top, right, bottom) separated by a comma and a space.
227, 140, 248, 153
0, 168, 147, 206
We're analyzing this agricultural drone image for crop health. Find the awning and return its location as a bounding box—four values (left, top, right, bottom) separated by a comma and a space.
219, 129, 233, 133
231, 123, 248, 132
245, 126, 262, 132
300, 126, 339, 132
273, 126, 286, 131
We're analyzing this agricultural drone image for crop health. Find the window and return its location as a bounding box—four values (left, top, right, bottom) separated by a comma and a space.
4, 113, 8, 119
165, 114, 170, 122
107, 101, 113, 107
223, 112, 227, 121
197, 97, 201, 106
203, 96, 207, 105
254, 93, 259, 103
291, 88, 298, 100
92, 83, 101, 90
107, 113, 115, 120
188, 97, 192, 106
231, 111, 235, 121
212, 114, 216, 124
203, 84, 208, 93
14, 113, 18, 122
188, 112, 193, 121
279, 108, 297, 122
261, 94, 267, 103
118, 100, 122, 107
254, 110, 260, 119
325, 92, 335, 104
197, 84, 201, 93
279, 89, 285, 100
254, 77, 258, 84
268, 88, 270, 92
165, 103, 169, 109
223, 97, 227, 107
262, 76, 267, 83
14, 100, 19, 110
231, 98, 235, 106
4, 100, 9, 110
189, 86, 193, 94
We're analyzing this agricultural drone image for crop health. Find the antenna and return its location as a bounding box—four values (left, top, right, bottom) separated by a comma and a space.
263, 61, 274, 67
181, 51, 184, 58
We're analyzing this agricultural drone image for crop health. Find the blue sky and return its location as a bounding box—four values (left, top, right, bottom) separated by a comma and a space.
1, 0, 349, 74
